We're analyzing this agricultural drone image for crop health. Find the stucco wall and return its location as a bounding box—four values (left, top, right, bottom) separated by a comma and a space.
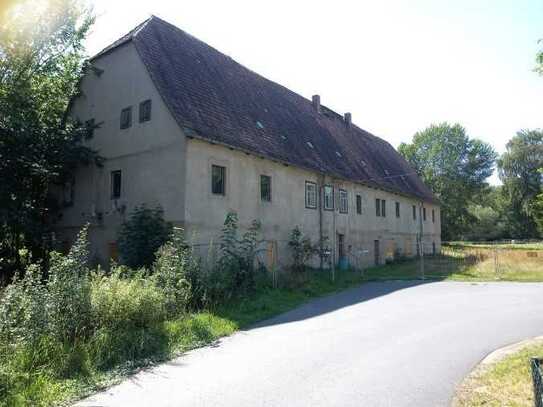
56, 43, 187, 263
184, 138, 441, 270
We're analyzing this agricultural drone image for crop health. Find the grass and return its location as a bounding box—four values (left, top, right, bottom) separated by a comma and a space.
454, 339, 543, 407
363, 244, 543, 282
0, 269, 365, 407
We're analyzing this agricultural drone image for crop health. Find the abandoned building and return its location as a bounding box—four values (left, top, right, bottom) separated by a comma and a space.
57, 16, 441, 269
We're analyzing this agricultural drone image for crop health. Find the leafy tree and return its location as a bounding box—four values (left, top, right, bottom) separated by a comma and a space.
399, 123, 496, 240
117, 205, 173, 269
497, 130, 543, 238
288, 226, 317, 273
0, 0, 99, 280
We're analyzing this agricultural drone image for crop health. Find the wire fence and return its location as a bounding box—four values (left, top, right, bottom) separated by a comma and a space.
532, 358, 543, 407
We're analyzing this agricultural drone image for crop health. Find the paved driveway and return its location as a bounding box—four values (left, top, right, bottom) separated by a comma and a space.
77, 281, 543, 407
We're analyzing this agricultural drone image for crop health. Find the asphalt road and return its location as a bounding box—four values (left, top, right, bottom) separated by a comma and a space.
77, 281, 543, 407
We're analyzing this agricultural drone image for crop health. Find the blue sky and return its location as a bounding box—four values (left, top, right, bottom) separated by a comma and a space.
86, 0, 543, 184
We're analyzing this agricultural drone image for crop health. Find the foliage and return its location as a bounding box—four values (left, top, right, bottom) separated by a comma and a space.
288, 226, 317, 272
117, 205, 173, 269
152, 228, 193, 316
399, 123, 497, 240
0, 0, 100, 281
536, 39, 543, 75
497, 130, 543, 238
214, 212, 262, 300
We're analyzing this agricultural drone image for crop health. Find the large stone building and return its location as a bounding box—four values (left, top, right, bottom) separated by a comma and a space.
57, 16, 441, 269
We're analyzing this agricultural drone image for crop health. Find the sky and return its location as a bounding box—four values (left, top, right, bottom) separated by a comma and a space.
85, 0, 543, 184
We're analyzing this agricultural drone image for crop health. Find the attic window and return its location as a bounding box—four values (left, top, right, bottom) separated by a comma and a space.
256, 121, 264, 129
336, 151, 342, 158
306, 141, 314, 149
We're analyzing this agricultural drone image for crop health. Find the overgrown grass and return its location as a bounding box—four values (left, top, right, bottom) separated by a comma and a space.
363, 244, 543, 282
454, 340, 543, 407
0, 269, 364, 407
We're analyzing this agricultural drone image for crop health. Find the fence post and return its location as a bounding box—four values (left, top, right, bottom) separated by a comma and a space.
532, 358, 543, 407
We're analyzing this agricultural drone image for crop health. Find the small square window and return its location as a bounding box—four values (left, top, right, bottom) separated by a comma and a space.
139, 99, 152, 123
260, 175, 271, 202
413, 205, 417, 220
376, 198, 381, 217
323, 185, 334, 210
111, 170, 122, 199
395, 202, 400, 218
120, 107, 132, 129
305, 181, 317, 209
356, 194, 362, 215
211, 165, 226, 195
339, 189, 348, 213
381, 199, 386, 217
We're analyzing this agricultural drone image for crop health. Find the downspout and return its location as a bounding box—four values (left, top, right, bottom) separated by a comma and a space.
318, 173, 325, 271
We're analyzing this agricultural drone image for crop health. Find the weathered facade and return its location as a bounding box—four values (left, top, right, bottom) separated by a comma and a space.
57, 16, 441, 269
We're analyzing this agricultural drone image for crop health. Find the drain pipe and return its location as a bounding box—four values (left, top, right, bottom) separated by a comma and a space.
318, 173, 325, 271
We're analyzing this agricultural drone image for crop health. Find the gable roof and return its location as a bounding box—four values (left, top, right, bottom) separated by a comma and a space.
92, 16, 436, 203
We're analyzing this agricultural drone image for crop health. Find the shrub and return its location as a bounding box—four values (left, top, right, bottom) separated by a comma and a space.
288, 226, 317, 273
152, 228, 193, 316
117, 205, 172, 269
90, 267, 167, 331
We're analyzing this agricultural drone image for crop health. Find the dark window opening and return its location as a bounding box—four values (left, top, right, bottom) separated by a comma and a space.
111, 170, 122, 199
120, 107, 132, 129
432, 209, 435, 223
212, 165, 226, 195
412, 205, 417, 220
423, 207, 427, 221
376, 198, 381, 217
356, 194, 362, 214
395, 202, 400, 218
260, 175, 271, 202
139, 99, 152, 123
381, 199, 386, 217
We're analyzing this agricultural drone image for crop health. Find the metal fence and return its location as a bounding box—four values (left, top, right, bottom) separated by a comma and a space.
532, 358, 543, 407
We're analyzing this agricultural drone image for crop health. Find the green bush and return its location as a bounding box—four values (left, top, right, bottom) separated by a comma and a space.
117, 205, 172, 269
90, 268, 167, 331
288, 226, 318, 273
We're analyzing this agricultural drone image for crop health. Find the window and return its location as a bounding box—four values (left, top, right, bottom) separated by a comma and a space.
412, 205, 417, 220
339, 189, 348, 213
111, 170, 122, 199
381, 199, 386, 217
85, 118, 95, 138
260, 175, 271, 202
120, 107, 132, 129
139, 99, 152, 123
211, 165, 226, 195
356, 194, 362, 214
323, 185, 334, 210
376, 198, 381, 217
432, 209, 435, 223
423, 207, 427, 221
305, 181, 317, 209
396, 202, 400, 218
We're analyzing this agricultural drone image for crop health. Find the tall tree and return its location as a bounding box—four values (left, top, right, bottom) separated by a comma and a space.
399, 123, 496, 240
0, 0, 99, 280
497, 130, 543, 238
